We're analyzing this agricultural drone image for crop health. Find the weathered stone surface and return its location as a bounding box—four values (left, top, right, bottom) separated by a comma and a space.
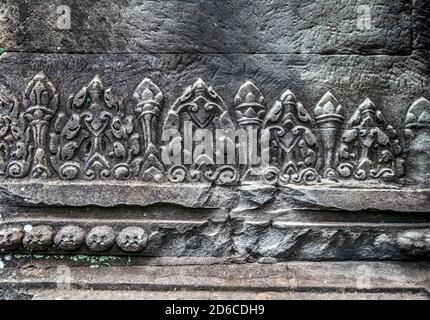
0, 0, 413, 55
0, 53, 428, 131
0, 0, 429, 299
1, 261, 429, 300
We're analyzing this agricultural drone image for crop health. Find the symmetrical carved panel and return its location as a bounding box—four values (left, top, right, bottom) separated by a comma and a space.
263, 90, 321, 185
163, 79, 238, 184
0, 72, 427, 186
336, 98, 403, 181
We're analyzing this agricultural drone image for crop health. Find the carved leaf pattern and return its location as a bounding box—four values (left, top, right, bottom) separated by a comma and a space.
0, 72, 416, 186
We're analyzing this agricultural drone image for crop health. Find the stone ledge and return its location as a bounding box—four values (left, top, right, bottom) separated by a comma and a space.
1, 181, 428, 211
0, 262, 429, 300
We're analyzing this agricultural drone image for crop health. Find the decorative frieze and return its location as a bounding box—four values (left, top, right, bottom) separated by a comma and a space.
1, 222, 429, 258
0, 72, 427, 186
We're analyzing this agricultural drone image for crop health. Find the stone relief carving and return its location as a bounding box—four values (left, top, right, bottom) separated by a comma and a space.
234, 81, 268, 182
133, 78, 165, 182
50, 76, 140, 180
23, 225, 54, 251
0, 72, 426, 186
263, 90, 321, 185
404, 98, 430, 185
1, 222, 428, 258
336, 98, 403, 181
162, 78, 238, 185
314, 92, 344, 181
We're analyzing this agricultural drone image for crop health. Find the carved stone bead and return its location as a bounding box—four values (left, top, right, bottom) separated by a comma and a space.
86, 226, 116, 252
0, 227, 24, 251
54, 225, 85, 251
116, 227, 148, 253
23, 225, 54, 251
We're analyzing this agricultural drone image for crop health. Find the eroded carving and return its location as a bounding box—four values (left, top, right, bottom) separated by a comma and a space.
337, 98, 403, 181
54, 225, 85, 251
263, 90, 321, 185
0, 227, 24, 251
116, 227, 148, 253
397, 230, 430, 256
163, 79, 237, 184
314, 92, 344, 180
86, 226, 116, 252
234, 81, 267, 181
23, 225, 53, 251
404, 98, 430, 185
50, 76, 140, 180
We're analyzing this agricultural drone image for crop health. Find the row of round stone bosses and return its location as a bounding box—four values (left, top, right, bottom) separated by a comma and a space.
0, 225, 149, 253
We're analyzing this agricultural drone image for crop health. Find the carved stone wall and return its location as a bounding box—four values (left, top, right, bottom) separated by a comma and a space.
0, 1, 429, 273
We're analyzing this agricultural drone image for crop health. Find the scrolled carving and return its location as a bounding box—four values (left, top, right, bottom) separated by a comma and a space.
0, 74, 424, 186
336, 98, 403, 181
263, 90, 321, 185
0, 96, 26, 177
50, 76, 140, 180
163, 79, 237, 184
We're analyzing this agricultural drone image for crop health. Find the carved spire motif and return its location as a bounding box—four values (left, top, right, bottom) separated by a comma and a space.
337, 98, 403, 181
263, 90, 320, 184
314, 91, 344, 180
133, 78, 164, 182
50, 75, 140, 180
234, 81, 267, 182
234, 81, 267, 126
23, 72, 59, 178
404, 98, 430, 185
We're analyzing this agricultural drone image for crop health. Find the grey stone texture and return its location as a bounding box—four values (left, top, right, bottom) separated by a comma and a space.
0, 260, 429, 300
0, 0, 414, 54
0, 0, 429, 299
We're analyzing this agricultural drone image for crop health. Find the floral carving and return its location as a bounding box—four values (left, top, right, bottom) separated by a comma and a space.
314, 92, 344, 180
263, 90, 321, 185
337, 98, 403, 181
234, 81, 267, 181
24, 72, 59, 178
50, 76, 140, 180
0, 73, 422, 186
0, 96, 24, 176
